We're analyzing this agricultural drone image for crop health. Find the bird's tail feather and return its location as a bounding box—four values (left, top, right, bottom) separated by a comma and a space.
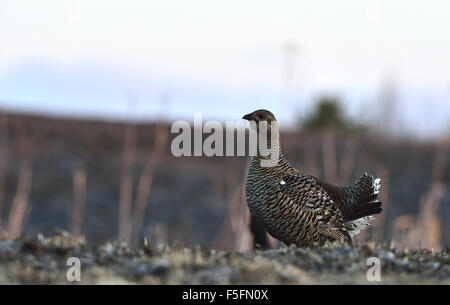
346, 216, 375, 237
342, 173, 383, 222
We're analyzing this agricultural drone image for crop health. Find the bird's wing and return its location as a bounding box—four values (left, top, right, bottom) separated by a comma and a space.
278, 172, 351, 243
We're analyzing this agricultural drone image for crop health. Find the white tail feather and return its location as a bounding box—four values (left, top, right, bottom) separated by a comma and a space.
345, 216, 375, 237
373, 178, 381, 195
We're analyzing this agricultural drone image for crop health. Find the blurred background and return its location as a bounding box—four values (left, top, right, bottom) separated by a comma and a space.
0, 0, 449, 251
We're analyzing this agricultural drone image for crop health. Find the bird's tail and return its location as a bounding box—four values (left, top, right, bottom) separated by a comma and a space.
344, 173, 383, 237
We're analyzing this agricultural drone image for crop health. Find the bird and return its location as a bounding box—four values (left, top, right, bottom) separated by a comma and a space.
242, 109, 382, 247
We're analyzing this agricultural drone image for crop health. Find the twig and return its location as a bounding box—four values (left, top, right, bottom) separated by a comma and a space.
338, 135, 359, 184
118, 123, 137, 243
71, 163, 87, 238
322, 131, 338, 184
7, 160, 33, 239
131, 122, 168, 245
7, 119, 33, 239
0, 112, 8, 230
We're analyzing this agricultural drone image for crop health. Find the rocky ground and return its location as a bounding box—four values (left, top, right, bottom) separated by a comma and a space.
0, 234, 449, 284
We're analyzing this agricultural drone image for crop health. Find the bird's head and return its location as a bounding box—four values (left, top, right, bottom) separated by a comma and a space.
242, 109, 279, 139
242, 109, 277, 124
242, 109, 281, 164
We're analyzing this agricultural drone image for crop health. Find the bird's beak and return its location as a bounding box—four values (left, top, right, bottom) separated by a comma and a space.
242, 113, 252, 121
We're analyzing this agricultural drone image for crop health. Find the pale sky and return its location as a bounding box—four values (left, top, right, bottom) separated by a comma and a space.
0, 0, 449, 137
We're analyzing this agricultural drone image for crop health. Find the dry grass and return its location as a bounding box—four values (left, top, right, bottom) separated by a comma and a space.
390, 141, 448, 250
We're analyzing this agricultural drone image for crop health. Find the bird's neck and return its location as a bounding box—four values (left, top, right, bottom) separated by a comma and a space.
252, 127, 285, 168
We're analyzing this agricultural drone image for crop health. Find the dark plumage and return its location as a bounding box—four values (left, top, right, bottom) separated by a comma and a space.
243, 109, 382, 247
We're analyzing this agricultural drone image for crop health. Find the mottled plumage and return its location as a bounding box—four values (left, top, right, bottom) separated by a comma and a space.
243, 109, 382, 247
